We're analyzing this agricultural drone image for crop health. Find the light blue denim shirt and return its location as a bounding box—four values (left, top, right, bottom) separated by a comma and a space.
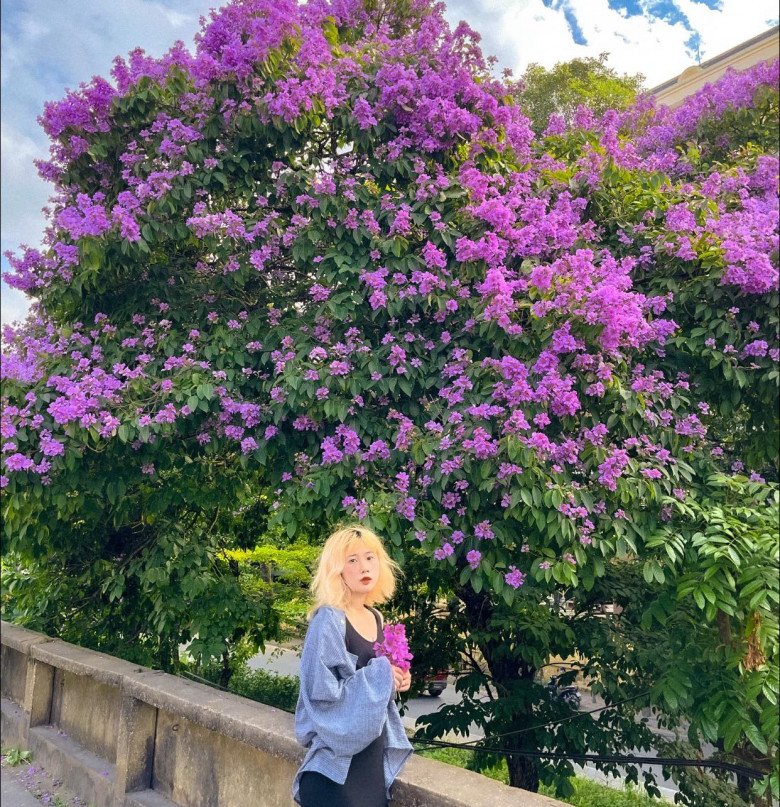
292, 605, 413, 804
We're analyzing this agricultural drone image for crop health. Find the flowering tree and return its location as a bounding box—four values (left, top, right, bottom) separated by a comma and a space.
1, 0, 777, 801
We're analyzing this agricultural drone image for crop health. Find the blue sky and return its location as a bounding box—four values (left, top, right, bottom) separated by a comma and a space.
2, 0, 778, 326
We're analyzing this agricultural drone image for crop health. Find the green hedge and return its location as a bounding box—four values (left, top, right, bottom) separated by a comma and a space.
226, 665, 300, 712
193, 663, 300, 713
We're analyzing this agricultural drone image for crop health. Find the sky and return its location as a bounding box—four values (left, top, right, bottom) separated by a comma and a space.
1, 0, 778, 327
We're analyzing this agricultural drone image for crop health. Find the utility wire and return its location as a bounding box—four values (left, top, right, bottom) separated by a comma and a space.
411, 737, 766, 780
438, 687, 654, 748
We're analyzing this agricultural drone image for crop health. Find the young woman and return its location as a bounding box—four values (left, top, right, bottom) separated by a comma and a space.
292, 525, 413, 807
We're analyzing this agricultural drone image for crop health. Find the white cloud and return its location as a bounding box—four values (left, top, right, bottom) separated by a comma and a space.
674, 0, 778, 62
444, 0, 777, 85
0, 283, 32, 328
0, 122, 51, 249
565, 0, 694, 84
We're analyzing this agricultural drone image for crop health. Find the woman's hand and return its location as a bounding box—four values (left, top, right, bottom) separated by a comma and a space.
391, 665, 412, 693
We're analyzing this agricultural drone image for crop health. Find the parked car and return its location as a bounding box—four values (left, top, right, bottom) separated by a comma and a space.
425, 671, 449, 697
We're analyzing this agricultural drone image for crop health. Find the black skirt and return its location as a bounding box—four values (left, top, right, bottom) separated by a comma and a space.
298, 608, 387, 807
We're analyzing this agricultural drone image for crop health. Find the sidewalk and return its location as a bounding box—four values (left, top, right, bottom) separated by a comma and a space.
0, 758, 89, 807
1, 766, 40, 807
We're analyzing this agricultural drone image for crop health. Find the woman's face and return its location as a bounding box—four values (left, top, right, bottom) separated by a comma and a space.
340, 540, 380, 596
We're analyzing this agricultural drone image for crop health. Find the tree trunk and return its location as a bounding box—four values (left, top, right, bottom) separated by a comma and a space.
489, 661, 541, 791
157, 635, 180, 673
158, 636, 172, 672
456, 582, 541, 791
506, 751, 540, 792
219, 650, 233, 688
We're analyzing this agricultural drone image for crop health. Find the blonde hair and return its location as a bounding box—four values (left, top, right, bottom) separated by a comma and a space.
308, 524, 400, 619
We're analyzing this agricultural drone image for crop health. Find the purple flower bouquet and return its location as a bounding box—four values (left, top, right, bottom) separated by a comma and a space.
373, 622, 413, 672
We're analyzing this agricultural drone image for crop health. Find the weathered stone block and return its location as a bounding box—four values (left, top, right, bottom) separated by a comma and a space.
24, 657, 55, 732
50, 667, 121, 761
153, 708, 298, 807
114, 693, 158, 800
1, 644, 29, 705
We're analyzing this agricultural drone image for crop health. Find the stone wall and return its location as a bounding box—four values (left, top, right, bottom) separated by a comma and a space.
1, 621, 564, 807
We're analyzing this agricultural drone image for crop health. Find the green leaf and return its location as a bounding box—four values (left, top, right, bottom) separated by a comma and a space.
744, 724, 768, 754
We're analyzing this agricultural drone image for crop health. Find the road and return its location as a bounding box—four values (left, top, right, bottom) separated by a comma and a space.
247, 643, 683, 800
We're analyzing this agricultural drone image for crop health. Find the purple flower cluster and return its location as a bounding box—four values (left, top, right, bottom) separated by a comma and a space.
504, 566, 526, 589
373, 622, 413, 673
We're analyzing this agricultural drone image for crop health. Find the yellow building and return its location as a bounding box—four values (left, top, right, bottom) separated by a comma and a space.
649, 25, 779, 107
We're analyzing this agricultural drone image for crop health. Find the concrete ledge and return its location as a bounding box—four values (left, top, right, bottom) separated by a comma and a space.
1, 624, 55, 707
395, 754, 565, 807
1, 646, 28, 706
32, 639, 145, 688
151, 708, 299, 807
27, 724, 116, 807
0, 622, 57, 654
51, 667, 121, 762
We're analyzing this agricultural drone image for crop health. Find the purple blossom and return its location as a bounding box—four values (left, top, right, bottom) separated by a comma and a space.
474, 520, 494, 540
309, 284, 331, 302
5, 453, 34, 472
504, 566, 526, 589
321, 436, 343, 465
373, 622, 413, 672
40, 437, 65, 457
329, 360, 351, 376
598, 449, 630, 491
153, 404, 177, 424
743, 339, 768, 357
396, 496, 416, 520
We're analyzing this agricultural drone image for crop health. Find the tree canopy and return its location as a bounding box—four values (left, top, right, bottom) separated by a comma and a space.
1, 0, 777, 802
517, 53, 645, 134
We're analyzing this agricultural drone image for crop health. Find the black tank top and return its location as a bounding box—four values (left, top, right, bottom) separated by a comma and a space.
345, 607, 384, 669
342, 608, 387, 804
